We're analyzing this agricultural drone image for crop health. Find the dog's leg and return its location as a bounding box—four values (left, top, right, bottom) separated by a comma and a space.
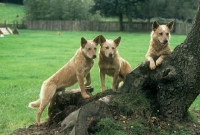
147, 56, 156, 70
112, 71, 120, 90
77, 72, 90, 99
36, 83, 57, 125
36, 101, 48, 125
48, 90, 62, 117
156, 55, 167, 66
84, 73, 91, 86
100, 70, 106, 92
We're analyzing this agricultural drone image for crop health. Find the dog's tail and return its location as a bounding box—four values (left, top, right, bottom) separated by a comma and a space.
28, 99, 40, 109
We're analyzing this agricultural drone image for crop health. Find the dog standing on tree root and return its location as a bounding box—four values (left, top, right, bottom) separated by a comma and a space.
28, 35, 100, 125
145, 21, 174, 70
98, 35, 131, 92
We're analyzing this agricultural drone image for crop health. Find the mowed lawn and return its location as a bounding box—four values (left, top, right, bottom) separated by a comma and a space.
0, 30, 199, 134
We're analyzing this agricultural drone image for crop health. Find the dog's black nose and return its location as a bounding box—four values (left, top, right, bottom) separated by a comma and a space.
93, 55, 96, 59
109, 53, 112, 57
163, 40, 168, 44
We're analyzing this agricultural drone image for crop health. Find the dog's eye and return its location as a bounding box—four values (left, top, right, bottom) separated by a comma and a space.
166, 33, 169, 36
112, 47, 115, 50
159, 33, 163, 35
88, 48, 91, 50
94, 48, 97, 50
105, 47, 109, 49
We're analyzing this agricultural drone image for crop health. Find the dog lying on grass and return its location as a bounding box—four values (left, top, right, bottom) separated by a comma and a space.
28, 35, 100, 125
98, 35, 131, 92
145, 21, 174, 70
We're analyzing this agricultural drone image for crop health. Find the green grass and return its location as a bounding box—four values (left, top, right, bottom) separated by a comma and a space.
1, 30, 199, 134
0, 3, 24, 24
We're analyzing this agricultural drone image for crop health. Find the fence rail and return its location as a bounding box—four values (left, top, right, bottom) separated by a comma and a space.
0, 20, 192, 35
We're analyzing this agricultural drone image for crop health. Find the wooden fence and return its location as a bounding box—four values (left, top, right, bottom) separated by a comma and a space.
0, 21, 24, 29
1, 20, 192, 35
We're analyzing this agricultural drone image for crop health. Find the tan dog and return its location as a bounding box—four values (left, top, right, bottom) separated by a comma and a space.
98, 35, 131, 92
28, 35, 100, 125
145, 21, 174, 70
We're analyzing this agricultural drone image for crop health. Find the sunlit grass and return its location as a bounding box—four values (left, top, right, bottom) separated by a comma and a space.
0, 30, 193, 134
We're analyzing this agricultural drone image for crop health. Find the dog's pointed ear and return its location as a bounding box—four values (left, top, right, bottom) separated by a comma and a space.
93, 35, 101, 45
152, 21, 159, 31
81, 37, 87, 48
166, 21, 174, 31
114, 36, 121, 47
99, 35, 106, 46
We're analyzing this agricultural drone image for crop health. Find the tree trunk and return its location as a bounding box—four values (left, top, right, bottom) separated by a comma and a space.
120, 4, 200, 121
118, 13, 124, 31
126, 0, 133, 32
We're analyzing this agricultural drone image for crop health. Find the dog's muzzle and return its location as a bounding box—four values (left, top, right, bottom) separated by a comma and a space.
93, 55, 96, 59
158, 39, 168, 46
109, 53, 113, 58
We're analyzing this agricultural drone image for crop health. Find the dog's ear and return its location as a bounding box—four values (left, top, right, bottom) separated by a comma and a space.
81, 37, 87, 48
166, 21, 174, 31
152, 21, 159, 31
99, 35, 106, 46
93, 35, 102, 45
114, 36, 121, 47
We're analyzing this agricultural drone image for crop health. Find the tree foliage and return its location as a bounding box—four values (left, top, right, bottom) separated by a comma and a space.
132, 0, 199, 22
23, 0, 198, 22
90, 0, 144, 31
90, 0, 199, 31
23, 0, 93, 20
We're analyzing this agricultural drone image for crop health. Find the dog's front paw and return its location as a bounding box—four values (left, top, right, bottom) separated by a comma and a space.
150, 61, 156, 70
156, 58, 163, 66
81, 92, 90, 99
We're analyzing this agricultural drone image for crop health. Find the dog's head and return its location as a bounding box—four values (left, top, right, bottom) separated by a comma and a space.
99, 35, 121, 58
151, 21, 174, 47
81, 36, 99, 59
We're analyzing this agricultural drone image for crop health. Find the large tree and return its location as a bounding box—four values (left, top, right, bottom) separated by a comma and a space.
90, 0, 143, 31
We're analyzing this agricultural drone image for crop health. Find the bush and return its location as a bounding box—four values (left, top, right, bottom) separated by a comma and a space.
23, 0, 95, 20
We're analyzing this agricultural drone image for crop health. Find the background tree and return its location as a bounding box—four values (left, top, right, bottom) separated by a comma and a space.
23, 0, 93, 20
62, 0, 91, 20
90, 0, 143, 31
90, 0, 125, 31
134, 0, 199, 23
23, 0, 199, 27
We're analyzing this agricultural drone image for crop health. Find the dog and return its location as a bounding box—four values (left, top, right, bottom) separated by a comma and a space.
98, 35, 131, 92
28, 35, 100, 125
145, 21, 174, 70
